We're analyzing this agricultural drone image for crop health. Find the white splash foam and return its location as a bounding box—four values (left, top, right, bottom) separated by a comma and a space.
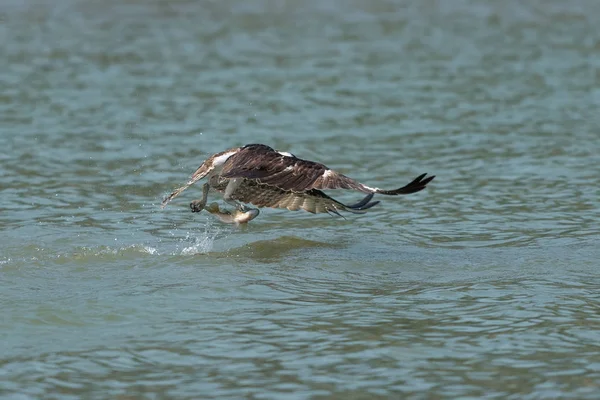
180, 235, 215, 255
142, 246, 158, 255
176, 217, 225, 255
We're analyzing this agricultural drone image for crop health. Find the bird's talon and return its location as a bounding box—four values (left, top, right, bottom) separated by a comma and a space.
190, 201, 206, 213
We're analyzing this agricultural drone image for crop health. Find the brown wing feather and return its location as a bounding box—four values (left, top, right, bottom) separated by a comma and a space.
230, 180, 378, 215
220, 144, 435, 196
220, 144, 373, 193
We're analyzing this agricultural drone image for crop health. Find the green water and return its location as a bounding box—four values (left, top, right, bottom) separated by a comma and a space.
2, 0, 600, 398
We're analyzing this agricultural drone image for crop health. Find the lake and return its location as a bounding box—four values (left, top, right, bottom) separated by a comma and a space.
2, 0, 600, 398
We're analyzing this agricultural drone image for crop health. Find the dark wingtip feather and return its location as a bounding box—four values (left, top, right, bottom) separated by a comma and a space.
344, 200, 380, 214
327, 207, 347, 219
347, 192, 375, 209
376, 173, 436, 196
344, 208, 367, 215
421, 175, 435, 185
360, 200, 380, 210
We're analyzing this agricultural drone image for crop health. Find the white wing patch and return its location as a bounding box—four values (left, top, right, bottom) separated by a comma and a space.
212, 150, 238, 167
277, 151, 294, 157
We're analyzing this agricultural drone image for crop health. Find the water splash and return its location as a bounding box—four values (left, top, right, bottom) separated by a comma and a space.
180, 233, 216, 255
174, 218, 224, 255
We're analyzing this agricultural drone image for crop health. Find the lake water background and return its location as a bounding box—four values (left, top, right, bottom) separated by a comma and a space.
2, 0, 600, 398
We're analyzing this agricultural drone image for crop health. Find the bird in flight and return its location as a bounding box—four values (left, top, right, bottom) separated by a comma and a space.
161, 143, 435, 225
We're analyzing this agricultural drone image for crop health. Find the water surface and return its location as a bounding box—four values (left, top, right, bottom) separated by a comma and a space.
2, 0, 600, 398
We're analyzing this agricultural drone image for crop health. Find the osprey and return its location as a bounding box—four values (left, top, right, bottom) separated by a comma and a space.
161, 143, 435, 224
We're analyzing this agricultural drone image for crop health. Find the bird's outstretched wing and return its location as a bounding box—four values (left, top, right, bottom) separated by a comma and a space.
220, 144, 435, 195
232, 179, 380, 216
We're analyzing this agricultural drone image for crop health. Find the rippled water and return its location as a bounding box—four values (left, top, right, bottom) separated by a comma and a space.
2, 0, 600, 398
